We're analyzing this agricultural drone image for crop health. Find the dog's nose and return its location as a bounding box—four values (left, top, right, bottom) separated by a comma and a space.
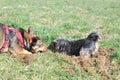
39, 50, 43, 53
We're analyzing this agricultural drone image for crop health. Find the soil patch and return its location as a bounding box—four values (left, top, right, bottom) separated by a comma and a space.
63, 47, 120, 79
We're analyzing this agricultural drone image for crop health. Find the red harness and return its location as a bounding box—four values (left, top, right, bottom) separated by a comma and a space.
0, 24, 24, 51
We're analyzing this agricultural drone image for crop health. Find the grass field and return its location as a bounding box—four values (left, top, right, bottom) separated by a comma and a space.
0, 0, 120, 80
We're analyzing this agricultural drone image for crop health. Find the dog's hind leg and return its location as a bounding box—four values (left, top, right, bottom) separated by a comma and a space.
9, 47, 32, 56
0, 26, 7, 52
9, 48, 35, 64
0, 26, 5, 48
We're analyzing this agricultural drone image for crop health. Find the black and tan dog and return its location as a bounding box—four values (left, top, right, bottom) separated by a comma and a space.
0, 23, 47, 63
49, 32, 101, 56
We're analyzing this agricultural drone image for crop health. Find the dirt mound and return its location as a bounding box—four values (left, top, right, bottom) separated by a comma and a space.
63, 47, 120, 79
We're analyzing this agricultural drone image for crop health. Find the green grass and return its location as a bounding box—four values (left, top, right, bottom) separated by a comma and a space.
0, 0, 120, 80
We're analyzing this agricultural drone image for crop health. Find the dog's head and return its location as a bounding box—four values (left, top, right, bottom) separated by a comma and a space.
48, 37, 66, 53
24, 27, 47, 53
87, 32, 101, 42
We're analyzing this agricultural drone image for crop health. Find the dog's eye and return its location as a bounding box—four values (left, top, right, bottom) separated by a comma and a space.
32, 38, 37, 42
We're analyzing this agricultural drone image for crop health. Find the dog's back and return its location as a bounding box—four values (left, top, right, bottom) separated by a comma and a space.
50, 38, 84, 56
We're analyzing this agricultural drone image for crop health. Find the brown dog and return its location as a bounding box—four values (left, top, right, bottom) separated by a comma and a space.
0, 23, 47, 63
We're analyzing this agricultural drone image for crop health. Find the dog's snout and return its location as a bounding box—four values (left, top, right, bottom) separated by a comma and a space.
38, 50, 43, 53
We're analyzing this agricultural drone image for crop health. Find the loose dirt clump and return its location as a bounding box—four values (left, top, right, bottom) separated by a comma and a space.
63, 47, 120, 79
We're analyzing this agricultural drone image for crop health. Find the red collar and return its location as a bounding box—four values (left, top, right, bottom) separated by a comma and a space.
0, 24, 24, 51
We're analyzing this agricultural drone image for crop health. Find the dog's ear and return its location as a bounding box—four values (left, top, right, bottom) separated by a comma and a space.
51, 40, 57, 52
52, 40, 57, 47
28, 27, 34, 35
32, 38, 37, 43
28, 27, 36, 38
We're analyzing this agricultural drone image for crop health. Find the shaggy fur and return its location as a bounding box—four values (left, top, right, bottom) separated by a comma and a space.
49, 32, 101, 56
